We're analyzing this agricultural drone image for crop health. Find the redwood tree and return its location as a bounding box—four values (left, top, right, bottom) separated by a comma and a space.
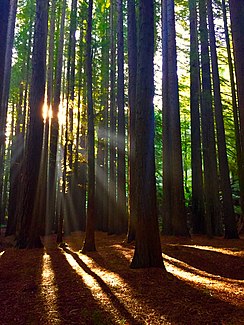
82, 0, 96, 253
130, 0, 164, 269
15, 0, 48, 248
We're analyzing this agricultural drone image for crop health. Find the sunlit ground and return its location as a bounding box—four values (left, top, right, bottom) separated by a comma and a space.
0, 233, 243, 324
41, 250, 60, 324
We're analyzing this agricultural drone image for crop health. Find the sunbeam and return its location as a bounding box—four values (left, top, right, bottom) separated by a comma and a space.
41, 250, 60, 323
61, 245, 143, 324
163, 253, 244, 299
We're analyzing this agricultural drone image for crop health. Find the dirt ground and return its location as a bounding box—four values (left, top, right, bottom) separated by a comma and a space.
0, 231, 243, 325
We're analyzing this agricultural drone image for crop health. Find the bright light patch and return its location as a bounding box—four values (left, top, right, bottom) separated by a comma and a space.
163, 253, 244, 297
174, 244, 243, 256
0, 251, 5, 257
62, 247, 134, 323
41, 251, 60, 323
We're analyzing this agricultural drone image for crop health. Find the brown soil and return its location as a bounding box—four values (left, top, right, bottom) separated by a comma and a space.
0, 232, 243, 325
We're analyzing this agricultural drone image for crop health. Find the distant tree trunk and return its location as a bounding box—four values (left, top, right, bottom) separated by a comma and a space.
0, 0, 17, 228
130, 0, 164, 269
222, 0, 243, 220
15, 0, 48, 248
73, 21, 86, 232
229, 0, 244, 220
0, 0, 10, 231
162, 0, 172, 235
6, 84, 24, 236
189, 0, 205, 234
199, 0, 221, 236
98, 22, 109, 232
162, 0, 189, 236
82, 0, 96, 253
207, 0, 238, 238
116, 0, 127, 234
49, 0, 66, 236
108, 0, 117, 235
0, 0, 10, 109
127, 0, 137, 242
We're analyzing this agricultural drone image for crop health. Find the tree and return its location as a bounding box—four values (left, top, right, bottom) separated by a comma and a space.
116, 0, 127, 234
15, 0, 48, 248
127, 0, 137, 242
130, 0, 164, 269
199, 0, 221, 236
162, 0, 189, 236
229, 0, 244, 220
207, 0, 238, 238
0, 0, 17, 227
50, 0, 66, 240
189, 0, 205, 234
108, 0, 117, 235
82, 0, 96, 253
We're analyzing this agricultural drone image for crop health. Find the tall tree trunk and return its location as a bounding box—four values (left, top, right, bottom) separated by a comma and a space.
116, 0, 127, 234
6, 84, 24, 236
162, 0, 189, 236
130, 0, 164, 269
0, 0, 10, 109
82, 0, 96, 253
189, 0, 205, 234
0, 0, 17, 228
162, 0, 172, 235
1, 0, 10, 229
127, 0, 137, 242
15, 0, 48, 248
229, 0, 244, 221
108, 0, 117, 235
50, 0, 66, 237
207, 0, 238, 238
199, 0, 221, 236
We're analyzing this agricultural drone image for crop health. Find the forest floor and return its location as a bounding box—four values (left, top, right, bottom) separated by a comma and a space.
0, 231, 244, 325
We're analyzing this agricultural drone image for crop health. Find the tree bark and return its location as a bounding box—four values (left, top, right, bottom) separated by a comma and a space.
15, 0, 48, 248
82, 0, 96, 253
127, 0, 137, 242
189, 0, 205, 234
207, 0, 238, 238
199, 0, 221, 236
116, 0, 127, 234
229, 0, 244, 221
130, 0, 165, 269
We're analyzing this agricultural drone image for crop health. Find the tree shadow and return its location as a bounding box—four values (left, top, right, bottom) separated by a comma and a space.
0, 247, 46, 325
88, 242, 244, 325
163, 244, 244, 280
61, 246, 143, 325
46, 245, 118, 325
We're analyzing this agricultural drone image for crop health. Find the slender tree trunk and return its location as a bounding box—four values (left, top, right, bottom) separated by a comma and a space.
207, 0, 238, 238
15, 0, 48, 248
222, 0, 243, 220
130, 0, 165, 269
50, 0, 66, 237
127, 0, 137, 242
162, 0, 189, 236
116, 0, 127, 234
108, 0, 117, 235
82, 0, 96, 253
189, 0, 205, 234
0, 0, 17, 227
199, 0, 221, 236
6, 84, 24, 236
229, 0, 244, 221
0, 0, 10, 109
162, 0, 172, 235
